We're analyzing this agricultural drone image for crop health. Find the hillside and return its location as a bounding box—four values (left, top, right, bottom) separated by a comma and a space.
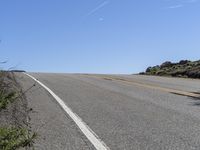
140, 60, 200, 79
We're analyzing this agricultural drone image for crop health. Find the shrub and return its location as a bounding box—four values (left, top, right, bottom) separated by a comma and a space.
0, 127, 36, 150
0, 92, 17, 110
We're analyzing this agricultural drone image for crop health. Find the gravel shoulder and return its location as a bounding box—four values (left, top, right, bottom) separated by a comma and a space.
0, 72, 28, 127
16, 73, 95, 150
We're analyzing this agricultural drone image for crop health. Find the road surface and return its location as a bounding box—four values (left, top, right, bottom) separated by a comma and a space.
17, 73, 200, 150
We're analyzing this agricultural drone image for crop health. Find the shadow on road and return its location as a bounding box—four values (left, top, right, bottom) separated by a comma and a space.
170, 91, 200, 106
189, 96, 200, 106
191, 101, 200, 106
188, 92, 200, 106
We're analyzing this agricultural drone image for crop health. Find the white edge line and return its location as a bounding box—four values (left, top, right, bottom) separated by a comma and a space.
24, 73, 110, 150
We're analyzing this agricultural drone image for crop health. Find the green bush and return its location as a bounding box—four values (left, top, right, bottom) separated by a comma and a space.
141, 60, 200, 79
0, 92, 17, 110
0, 127, 36, 150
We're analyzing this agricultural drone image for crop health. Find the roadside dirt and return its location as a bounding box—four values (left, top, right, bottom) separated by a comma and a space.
0, 72, 29, 128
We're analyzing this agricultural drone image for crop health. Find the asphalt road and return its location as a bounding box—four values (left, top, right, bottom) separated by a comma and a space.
16, 73, 200, 150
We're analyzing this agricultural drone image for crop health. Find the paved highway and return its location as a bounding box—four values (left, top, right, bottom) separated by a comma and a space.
17, 73, 200, 150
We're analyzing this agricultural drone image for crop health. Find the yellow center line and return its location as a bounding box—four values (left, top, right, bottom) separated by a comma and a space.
86, 75, 200, 99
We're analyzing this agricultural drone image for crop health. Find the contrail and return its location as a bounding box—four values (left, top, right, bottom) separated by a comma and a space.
168, 4, 183, 8
85, 1, 109, 17
163, 0, 198, 9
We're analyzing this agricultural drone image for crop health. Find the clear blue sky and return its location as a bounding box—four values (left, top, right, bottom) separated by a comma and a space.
0, 0, 200, 74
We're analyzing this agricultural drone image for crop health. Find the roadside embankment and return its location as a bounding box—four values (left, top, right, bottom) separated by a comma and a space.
0, 71, 36, 150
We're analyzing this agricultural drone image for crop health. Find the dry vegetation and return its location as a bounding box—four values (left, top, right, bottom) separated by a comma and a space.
140, 60, 200, 79
0, 71, 36, 150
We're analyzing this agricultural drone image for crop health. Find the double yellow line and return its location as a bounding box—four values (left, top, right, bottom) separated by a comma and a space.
86, 75, 200, 99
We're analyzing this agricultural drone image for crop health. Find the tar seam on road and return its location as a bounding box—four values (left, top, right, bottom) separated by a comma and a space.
24, 73, 110, 150
89, 75, 200, 99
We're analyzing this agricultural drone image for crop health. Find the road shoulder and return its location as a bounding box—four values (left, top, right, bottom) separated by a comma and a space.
16, 73, 95, 150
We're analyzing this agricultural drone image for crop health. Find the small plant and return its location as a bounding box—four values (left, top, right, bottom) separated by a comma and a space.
0, 91, 18, 110
0, 71, 19, 110
0, 127, 36, 150
149, 66, 159, 75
